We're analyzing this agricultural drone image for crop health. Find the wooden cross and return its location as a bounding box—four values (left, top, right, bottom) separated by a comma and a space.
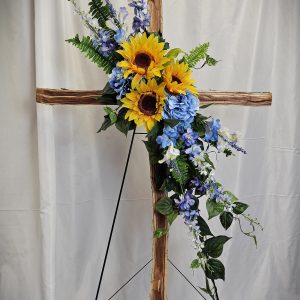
36, 1, 272, 299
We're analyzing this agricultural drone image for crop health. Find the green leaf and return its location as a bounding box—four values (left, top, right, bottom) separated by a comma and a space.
206, 199, 224, 219
233, 202, 249, 214
166, 48, 182, 59
191, 259, 201, 269
192, 113, 208, 137
224, 191, 239, 202
164, 119, 180, 128
143, 140, 162, 164
206, 54, 219, 66
205, 258, 225, 280
200, 103, 213, 109
104, 107, 117, 123
171, 156, 189, 185
115, 108, 135, 136
197, 216, 213, 236
183, 42, 209, 68
66, 34, 116, 73
220, 212, 233, 230
153, 228, 168, 238
167, 210, 178, 225
97, 115, 113, 132
155, 197, 173, 215
203, 236, 230, 258
203, 153, 215, 169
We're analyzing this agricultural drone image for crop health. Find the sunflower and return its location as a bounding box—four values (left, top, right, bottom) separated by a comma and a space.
163, 61, 198, 95
117, 33, 169, 88
121, 79, 166, 131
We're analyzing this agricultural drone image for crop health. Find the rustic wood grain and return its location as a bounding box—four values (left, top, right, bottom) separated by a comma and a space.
150, 164, 168, 300
36, 88, 272, 106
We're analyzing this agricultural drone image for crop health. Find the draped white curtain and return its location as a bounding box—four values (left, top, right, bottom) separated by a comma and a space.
1, 0, 300, 299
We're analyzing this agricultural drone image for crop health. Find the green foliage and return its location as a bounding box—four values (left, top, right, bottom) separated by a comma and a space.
197, 216, 214, 236
66, 34, 116, 73
191, 259, 201, 269
205, 259, 225, 280
155, 196, 174, 215
104, 107, 117, 123
89, 0, 119, 31
171, 156, 189, 186
143, 139, 162, 164
97, 115, 114, 132
167, 210, 178, 225
183, 42, 209, 68
164, 119, 180, 128
153, 228, 168, 238
233, 202, 249, 214
115, 108, 135, 136
192, 113, 209, 138
220, 212, 233, 230
206, 199, 224, 219
203, 236, 231, 258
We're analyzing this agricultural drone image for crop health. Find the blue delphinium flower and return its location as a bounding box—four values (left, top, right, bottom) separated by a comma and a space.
156, 126, 180, 149
108, 67, 131, 100
105, 0, 117, 19
182, 128, 199, 147
204, 118, 221, 142
128, 0, 150, 33
190, 177, 207, 195
163, 91, 199, 127
93, 29, 116, 57
175, 191, 199, 224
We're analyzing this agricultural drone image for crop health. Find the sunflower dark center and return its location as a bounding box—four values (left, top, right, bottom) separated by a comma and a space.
134, 53, 152, 69
172, 75, 182, 84
138, 93, 157, 116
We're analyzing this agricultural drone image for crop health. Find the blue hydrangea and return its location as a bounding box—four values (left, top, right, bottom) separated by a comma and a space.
204, 118, 221, 142
114, 28, 126, 44
163, 92, 199, 127
108, 67, 131, 100
156, 126, 180, 149
128, 0, 150, 33
185, 144, 202, 156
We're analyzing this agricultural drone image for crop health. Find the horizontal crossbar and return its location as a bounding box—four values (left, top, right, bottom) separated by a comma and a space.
36, 88, 272, 106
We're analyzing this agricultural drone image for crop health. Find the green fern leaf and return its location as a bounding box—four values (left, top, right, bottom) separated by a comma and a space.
171, 156, 189, 185
66, 34, 116, 73
183, 42, 209, 68
89, 0, 120, 32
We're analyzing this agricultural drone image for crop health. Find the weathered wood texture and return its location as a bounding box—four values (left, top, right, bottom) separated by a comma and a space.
36, 88, 272, 106
150, 164, 168, 300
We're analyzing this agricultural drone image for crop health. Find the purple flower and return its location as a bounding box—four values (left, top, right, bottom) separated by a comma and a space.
128, 0, 151, 33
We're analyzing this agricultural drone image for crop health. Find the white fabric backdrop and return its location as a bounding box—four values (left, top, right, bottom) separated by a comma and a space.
1, 0, 300, 299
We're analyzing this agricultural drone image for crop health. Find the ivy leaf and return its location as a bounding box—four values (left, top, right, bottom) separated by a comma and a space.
97, 115, 113, 132
155, 197, 174, 215
205, 258, 225, 280
233, 202, 249, 214
220, 212, 233, 230
164, 119, 180, 128
197, 216, 213, 236
203, 236, 231, 258
224, 191, 239, 202
115, 108, 135, 136
167, 210, 178, 225
191, 259, 201, 269
104, 107, 117, 123
153, 228, 168, 238
206, 199, 224, 219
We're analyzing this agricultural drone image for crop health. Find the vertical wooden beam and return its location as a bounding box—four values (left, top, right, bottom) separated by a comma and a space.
149, 1, 168, 300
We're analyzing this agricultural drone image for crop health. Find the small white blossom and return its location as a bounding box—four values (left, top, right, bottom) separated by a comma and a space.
159, 143, 180, 164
